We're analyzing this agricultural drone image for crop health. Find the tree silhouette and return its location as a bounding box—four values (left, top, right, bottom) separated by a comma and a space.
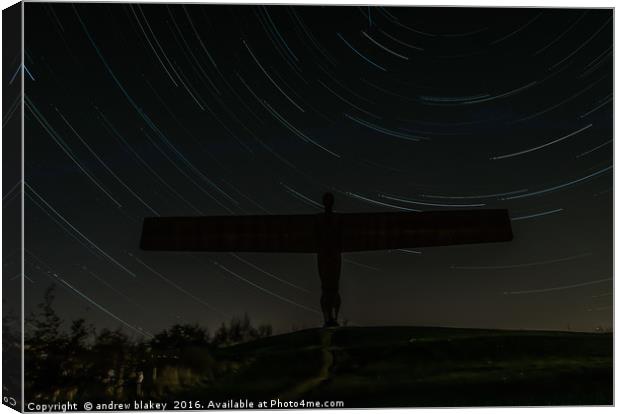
23, 290, 273, 402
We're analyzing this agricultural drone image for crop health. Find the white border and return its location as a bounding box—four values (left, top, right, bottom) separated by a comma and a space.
0, 1, 615, 414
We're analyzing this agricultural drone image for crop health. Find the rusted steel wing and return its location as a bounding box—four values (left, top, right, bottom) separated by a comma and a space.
141, 209, 512, 253
338, 209, 513, 252
140, 215, 318, 252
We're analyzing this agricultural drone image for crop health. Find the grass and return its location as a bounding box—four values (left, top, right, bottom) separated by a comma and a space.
177, 326, 612, 407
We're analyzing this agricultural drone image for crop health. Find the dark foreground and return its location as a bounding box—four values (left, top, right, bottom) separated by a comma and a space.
177, 326, 612, 407
23, 326, 613, 410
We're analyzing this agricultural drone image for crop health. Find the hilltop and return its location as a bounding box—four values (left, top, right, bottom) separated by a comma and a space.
172, 326, 613, 407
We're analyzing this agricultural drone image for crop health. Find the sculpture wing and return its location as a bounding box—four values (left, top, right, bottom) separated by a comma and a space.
339, 209, 512, 252
140, 215, 317, 253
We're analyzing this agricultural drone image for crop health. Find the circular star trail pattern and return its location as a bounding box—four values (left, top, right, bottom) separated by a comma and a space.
20, 4, 612, 335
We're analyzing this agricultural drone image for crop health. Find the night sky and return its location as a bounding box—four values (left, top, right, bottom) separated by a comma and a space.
17, 3, 612, 337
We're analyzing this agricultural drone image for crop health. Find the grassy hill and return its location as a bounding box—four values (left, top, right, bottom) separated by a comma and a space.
175, 326, 612, 407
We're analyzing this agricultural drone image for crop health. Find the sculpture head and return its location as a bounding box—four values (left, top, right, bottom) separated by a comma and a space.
323, 192, 335, 213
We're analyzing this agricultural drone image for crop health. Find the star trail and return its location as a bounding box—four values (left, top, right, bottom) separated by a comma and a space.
12, 4, 612, 335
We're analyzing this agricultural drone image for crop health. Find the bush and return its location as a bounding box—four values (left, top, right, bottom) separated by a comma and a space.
24, 288, 273, 401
